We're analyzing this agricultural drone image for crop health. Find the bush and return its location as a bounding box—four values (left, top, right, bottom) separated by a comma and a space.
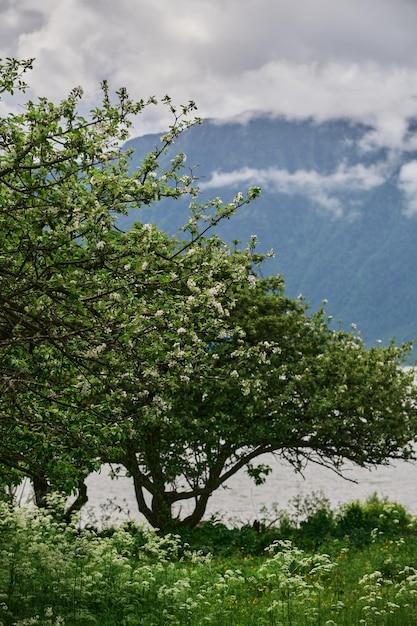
335, 493, 414, 545
173, 517, 281, 556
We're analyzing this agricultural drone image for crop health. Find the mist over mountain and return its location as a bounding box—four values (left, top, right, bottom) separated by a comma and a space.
121, 116, 417, 352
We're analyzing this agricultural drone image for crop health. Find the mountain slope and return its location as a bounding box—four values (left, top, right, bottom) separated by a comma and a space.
121, 116, 417, 350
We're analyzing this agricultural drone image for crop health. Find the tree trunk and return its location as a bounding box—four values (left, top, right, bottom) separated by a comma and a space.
180, 492, 211, 528
131, 473, 178, 529
64, 481, 88, 523
124, 447, 221, 530
33, 473, 50, 508
131, 472, 215, 530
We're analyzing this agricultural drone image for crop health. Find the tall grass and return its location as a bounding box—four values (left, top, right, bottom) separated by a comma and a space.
0, 494, 417, 625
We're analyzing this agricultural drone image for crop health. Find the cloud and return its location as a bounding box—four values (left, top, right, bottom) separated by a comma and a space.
2, 0, 417, 146
398, 161, 417, 216
200, 163, 387, 217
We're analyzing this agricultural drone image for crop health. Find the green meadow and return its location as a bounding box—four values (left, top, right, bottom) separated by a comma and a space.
1, 493, 417, 625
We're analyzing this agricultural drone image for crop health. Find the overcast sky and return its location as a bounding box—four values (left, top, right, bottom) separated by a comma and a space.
2, 0, 417, 142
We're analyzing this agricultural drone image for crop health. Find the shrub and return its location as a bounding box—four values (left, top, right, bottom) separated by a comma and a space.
335, 493, 414, 545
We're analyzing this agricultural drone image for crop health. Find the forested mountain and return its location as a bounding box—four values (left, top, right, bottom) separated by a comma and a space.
121, 116, 417, 351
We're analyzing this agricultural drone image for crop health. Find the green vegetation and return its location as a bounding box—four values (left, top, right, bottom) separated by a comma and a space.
2, 59, 417, 621
1, 58, 417, 531
1, 494, 417, 625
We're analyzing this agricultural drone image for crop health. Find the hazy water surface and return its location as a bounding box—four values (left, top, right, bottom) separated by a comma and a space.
79, 455, 417, 526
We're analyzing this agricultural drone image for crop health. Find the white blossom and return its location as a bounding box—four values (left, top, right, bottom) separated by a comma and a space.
86, 343, 107, 358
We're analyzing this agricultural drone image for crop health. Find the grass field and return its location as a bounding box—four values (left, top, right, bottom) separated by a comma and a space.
1, 493, 417, 625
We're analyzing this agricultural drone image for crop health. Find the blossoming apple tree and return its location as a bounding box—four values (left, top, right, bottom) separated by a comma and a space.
0, 58, 262, 502
1, 59, 416, 527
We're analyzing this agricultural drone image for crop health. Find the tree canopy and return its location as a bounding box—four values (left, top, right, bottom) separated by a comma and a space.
1, 58, 416, 528
111, 277, 417, 528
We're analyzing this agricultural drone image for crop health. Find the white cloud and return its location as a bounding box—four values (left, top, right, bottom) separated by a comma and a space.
201, 163, 387, 217
398, 161, 417, 216
2, 0, 417, 145
208, 61, 417, 154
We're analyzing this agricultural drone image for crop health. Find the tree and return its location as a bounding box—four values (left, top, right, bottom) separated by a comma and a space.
1, 59, 416, 529
106, 277, 417, 529
0, 58, 261, 499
